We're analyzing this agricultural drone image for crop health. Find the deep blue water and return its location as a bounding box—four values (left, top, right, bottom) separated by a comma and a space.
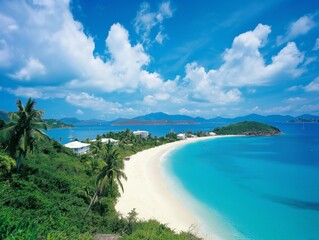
164, 123, 319, 240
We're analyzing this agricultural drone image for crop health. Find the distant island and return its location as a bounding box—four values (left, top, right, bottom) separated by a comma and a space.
44, 119, 74, 129
213, 121, 281, 136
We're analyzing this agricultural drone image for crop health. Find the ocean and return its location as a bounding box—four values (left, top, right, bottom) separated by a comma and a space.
46, 122, 319, 239
163, 123, 319, 240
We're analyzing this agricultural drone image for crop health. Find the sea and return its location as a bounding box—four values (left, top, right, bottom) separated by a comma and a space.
46, 122, 319, 240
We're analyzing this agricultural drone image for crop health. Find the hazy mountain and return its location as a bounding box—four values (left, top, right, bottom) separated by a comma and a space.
133, 112, 207, 122
297, 114, 319, 120
59, 113, 319, 126
112, 112, 207, 125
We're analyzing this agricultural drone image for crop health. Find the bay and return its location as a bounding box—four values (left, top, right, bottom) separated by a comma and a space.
164, 123, 319, 240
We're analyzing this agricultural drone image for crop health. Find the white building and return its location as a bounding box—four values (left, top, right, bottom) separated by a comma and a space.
64, 141, 90, 155
100, 138, 119, 145
133, 130, 149, 138
209, 132, 217, 136
177, 133, 186, 140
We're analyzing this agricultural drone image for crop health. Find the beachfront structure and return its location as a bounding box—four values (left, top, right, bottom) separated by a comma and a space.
133, 130, 149, 138
64, 141, 90, 155
177, 133, 186, 140
188, 134, 197, 138
101, 138, 119, 145
209, 132, 217, 136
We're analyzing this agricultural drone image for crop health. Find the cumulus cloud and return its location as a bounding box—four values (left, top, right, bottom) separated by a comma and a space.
0, 0, 164, 92
304, 77, 319, 92
7, 87, 45, 99
134, 1, 173, 45
65, 92, 121, 112
6, 86, 65, 99
179, 24, 305, 105
1, 1, 314, 116
217, 24, 304, 86
277, 15, 316, 45
183, 62, 242, 104
65, 92, 138, 115
9, 58, 46, 80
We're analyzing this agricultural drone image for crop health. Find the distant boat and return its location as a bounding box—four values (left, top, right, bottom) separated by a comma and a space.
68, 135, 74, 139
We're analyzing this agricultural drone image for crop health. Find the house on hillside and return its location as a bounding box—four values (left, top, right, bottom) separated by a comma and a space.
209, 132, 217, 136
133, 130, 149, 138
64, 141, 90, 155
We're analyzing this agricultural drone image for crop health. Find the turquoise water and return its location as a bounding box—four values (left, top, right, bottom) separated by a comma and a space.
164, 123, 319, 240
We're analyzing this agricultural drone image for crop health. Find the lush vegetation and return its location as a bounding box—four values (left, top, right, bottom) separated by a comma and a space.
213, 121, 281, 136
45, 119, 74, 129
0, 98, 201, 239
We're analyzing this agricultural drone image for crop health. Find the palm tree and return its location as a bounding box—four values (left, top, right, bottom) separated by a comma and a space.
0, 98, 48, 172
84, 142, 127, 217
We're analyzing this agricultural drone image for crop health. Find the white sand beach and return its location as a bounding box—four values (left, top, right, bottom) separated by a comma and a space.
115, 136, 222, 239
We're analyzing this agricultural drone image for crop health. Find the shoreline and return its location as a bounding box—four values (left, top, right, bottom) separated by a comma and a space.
115, 135, 234, 239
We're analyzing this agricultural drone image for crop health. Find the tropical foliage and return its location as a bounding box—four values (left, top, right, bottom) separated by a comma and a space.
0, 99, 201, 239
0, 98, 48, 172
85, 142, 127, 217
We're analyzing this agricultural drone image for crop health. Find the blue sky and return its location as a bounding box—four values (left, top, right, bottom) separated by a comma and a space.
0, 0, 319, 120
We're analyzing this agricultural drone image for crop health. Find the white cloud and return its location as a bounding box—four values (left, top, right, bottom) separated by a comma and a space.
10, 58, 46, 80
313, 38, 319, 51
1, 1, 165, 93
65, 92, 138, 115
76, 109, 84, 115
304, 77, 319, 92
6, 86, 66, 99
286, 85, 302, 92
143, 95, 157, 106
155, 31, 167, 44
179, 24, 304, 105
7, 87, 46, 98
183, 62, 242, 104
277, 15, 316, 45
286, 97, 306, 103
134, 1, 173, 45
178, 24, 304, 103
65, 92, 121, 112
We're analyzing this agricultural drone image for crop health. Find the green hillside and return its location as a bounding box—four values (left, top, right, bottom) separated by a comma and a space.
0, 134, 199, 239
213, 121, 281, 136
